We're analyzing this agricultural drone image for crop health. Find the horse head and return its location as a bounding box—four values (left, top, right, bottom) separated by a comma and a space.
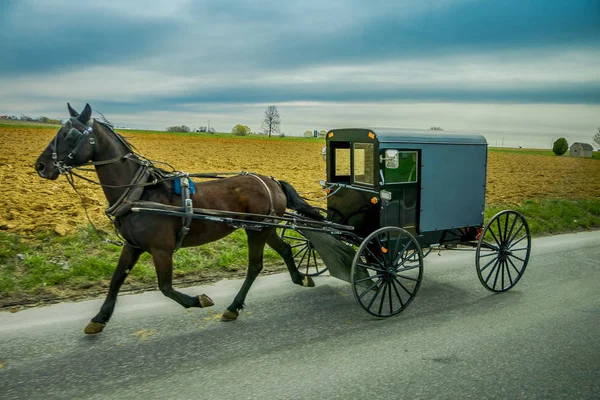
35, 103, 96, 180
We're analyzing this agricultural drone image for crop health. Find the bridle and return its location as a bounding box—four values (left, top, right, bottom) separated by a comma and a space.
52, 117, 96, 174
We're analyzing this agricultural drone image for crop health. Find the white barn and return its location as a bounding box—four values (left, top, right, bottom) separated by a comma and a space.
569, 142, 593, 158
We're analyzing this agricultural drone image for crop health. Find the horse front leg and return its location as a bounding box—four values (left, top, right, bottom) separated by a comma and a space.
84, 244, 143, 334
221, 229, 270, 321
152, 248, 214, 309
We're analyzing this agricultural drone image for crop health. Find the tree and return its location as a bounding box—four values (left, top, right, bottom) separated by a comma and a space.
552, 138, 568, 156
232, 124, 251, 136
166, 125, 190, 133
593, 128, 600, 149
303, 130, 313, 138
261, 105, 280, 137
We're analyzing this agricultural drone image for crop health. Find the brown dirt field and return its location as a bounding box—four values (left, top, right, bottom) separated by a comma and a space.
1, 127, 599, 236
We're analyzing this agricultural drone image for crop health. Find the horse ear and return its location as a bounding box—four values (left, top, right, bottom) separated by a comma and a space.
67, 103, 79, 117
78, 103, 92, 123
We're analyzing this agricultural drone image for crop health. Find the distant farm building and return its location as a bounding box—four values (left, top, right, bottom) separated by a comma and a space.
569, 142, 593, 158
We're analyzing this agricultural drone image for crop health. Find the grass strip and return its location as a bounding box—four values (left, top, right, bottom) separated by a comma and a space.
1, 198, 599, 305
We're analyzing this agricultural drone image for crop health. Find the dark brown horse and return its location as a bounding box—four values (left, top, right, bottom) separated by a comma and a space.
35, 103, 323, 334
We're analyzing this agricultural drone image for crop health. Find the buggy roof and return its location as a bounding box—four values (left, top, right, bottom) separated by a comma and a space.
328, 128, 487, 146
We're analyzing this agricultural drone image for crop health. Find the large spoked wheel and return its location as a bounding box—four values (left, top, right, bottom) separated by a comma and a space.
280, 208, 328, 277
476, 210, 531, 292
351, 227, 424, 318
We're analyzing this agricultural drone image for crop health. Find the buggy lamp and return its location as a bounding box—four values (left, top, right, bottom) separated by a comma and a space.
380, 190, 392, 201
319, 179, 326, 188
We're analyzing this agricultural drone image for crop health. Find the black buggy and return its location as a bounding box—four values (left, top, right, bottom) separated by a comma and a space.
281, 128, 532, 318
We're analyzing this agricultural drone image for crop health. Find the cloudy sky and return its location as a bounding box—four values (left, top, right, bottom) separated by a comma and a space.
1, 0, 599, 148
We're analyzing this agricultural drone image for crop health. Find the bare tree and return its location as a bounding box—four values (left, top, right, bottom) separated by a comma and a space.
261, 105, 281, 137
593, 127, 600, 149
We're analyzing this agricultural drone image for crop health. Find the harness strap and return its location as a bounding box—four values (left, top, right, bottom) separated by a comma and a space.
174, 176, 193, 252
245, 173, 276, 216
105, 165, 151, 217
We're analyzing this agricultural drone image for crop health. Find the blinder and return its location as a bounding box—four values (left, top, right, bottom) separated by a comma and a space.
52, 117, 95, 171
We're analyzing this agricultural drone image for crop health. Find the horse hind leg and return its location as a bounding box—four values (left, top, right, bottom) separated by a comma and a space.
152, 248, 214, 309
222, 228, 271, 321
266, 230, 315, 288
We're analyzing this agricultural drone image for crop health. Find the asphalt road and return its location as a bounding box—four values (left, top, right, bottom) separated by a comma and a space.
1, 231, 599, 400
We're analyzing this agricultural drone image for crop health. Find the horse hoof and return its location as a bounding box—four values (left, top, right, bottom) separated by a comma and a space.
84, 322, 106, 335
303, 276, 315, 287
221, 309, 239, 322
198, 294, 214, 308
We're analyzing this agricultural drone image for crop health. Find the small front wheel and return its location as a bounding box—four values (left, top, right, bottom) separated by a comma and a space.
280, 208, 328, 277
476, 210, 531, 292
351, 227, 424, 318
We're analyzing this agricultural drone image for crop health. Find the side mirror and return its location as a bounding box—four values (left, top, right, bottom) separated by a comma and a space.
383, 149, 399, 169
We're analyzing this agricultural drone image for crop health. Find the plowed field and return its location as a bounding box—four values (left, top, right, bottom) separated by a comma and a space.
1, 127, 599, 236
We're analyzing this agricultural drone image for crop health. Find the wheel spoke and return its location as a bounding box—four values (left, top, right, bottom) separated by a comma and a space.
292, 245, 308, 258
378, 281, 388, 315
505, 257, 514, 286
484, 259, 500, 283
311, 249, 321, 274
396, 263, 421, 273
375, 236, 388, 267
478, 251, 499, 258
507, 223, 525, 246
358, 262, 385, 273
288, 242, 307, 249
366, 279, 385, 310
305, 248, 312, 273
388, 280, 394, 315
491, 258, 502, 290
480, 255, 499, 273
391, 278, 405, 307
396, 274, 419, 282
502, 214, 510, 243
501, 259, 505, 289
358, 277, 384, 300
505, 214, 519, 245
297, 247, 309, 271
509, 254, 527, 263
355, 273, 384, 284
496, 217, 504, 245
508, 234, 528, 250
509, 247, 529, 252
364, 247, 386, 269
489, 228, 502, 248
394, 276, 414, 297
507, 256, 523, 277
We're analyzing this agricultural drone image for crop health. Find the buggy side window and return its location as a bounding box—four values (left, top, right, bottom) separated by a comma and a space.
353, 143, 375, 185
384, 151, 418, 183
330, 142, 351, 183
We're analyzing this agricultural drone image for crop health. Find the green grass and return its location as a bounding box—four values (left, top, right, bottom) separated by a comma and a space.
489, 147, 600, 160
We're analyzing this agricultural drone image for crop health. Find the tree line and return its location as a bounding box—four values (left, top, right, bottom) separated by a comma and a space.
166, 105, 285, 137
0, 114, 62, 124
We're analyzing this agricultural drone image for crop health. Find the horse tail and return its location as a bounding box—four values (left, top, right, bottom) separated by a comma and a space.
278, 180, 325, 221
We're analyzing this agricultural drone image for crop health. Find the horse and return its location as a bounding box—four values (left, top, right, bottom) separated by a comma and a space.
35, 103, 324, 334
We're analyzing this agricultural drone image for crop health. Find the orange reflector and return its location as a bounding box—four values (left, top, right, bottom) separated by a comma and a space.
328, 132, 334, 138
325, 188, 331, 194
368, 132, 375, 139
371, 197, 378, 204
381, 247, 388, 254
476, 227, 483, 240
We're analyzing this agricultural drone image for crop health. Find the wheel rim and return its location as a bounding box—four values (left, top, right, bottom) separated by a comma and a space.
351, 227, 423, 318
279, 208, 328, 277
476, 210, 531, 292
